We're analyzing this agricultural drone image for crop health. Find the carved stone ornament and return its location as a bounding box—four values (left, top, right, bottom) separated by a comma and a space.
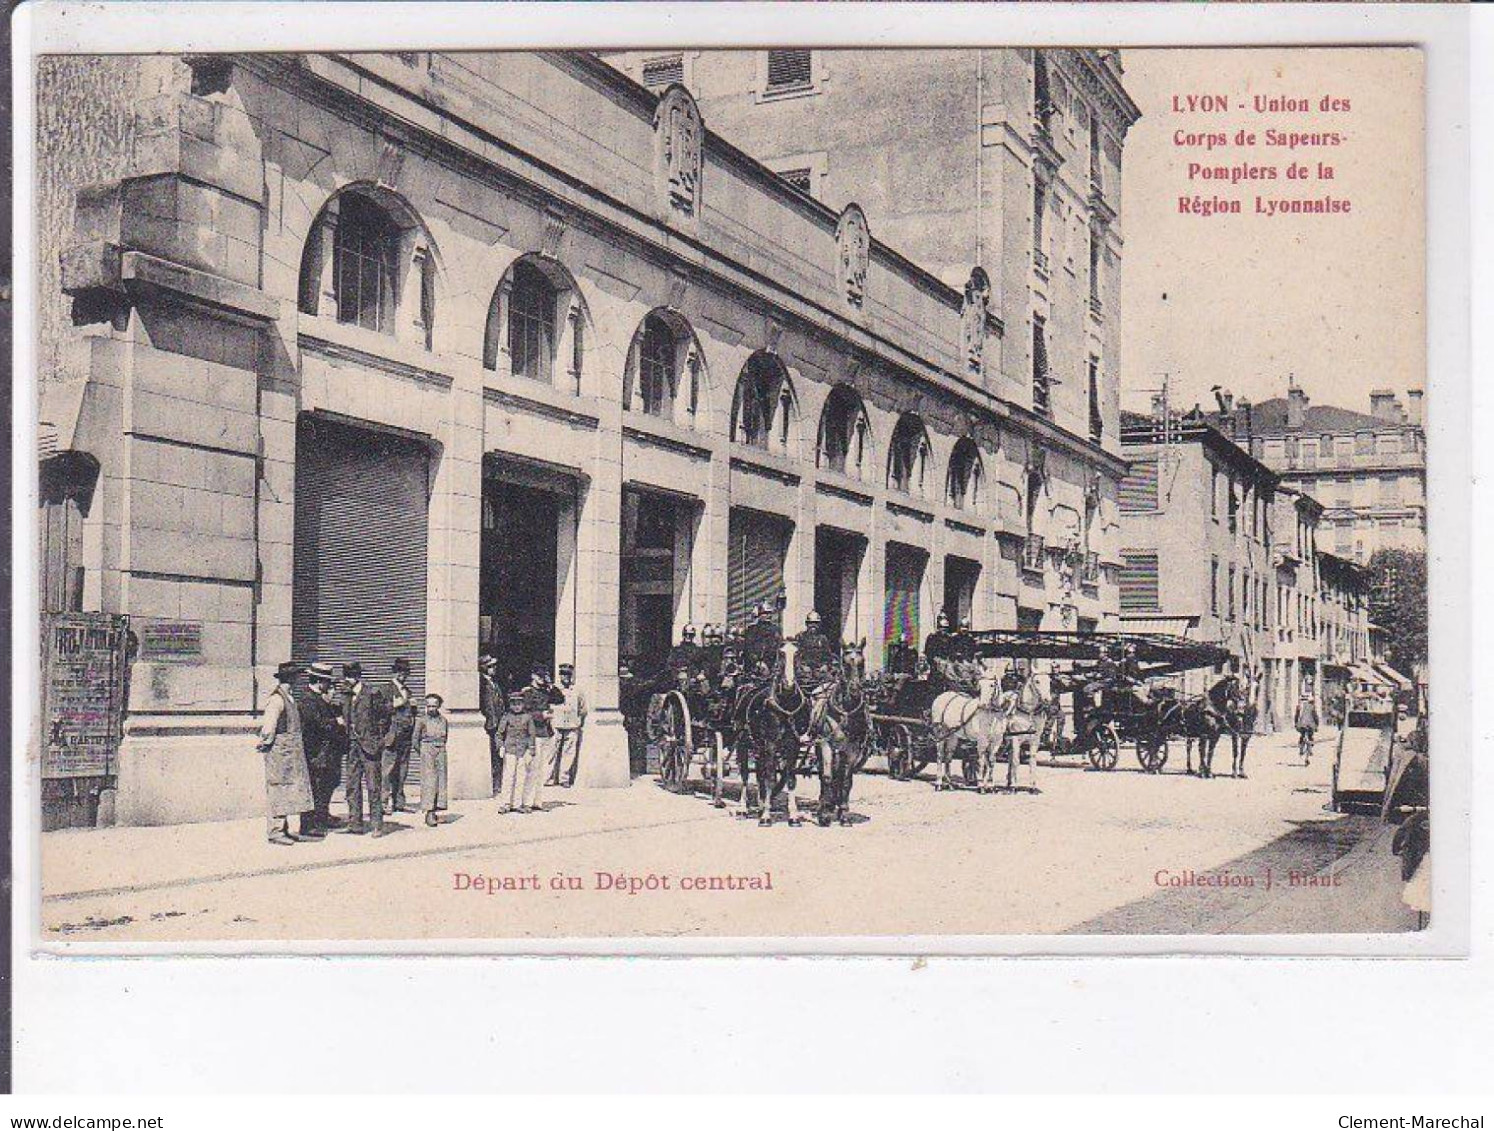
962, 266, 992, 375
654, 85, 703, 224
836, 204, 870, 309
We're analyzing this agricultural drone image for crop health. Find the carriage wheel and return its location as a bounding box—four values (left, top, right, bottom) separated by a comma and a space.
654, 691, 692, 792
1137, 737, 1169, 774
1087, 724, 1120, 771
908, 727, 934, 777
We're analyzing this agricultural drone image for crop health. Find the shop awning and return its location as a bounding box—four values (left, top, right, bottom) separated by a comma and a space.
1372, 661, 1414, 690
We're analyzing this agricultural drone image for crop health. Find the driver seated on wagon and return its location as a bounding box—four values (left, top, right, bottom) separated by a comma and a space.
1098, 639, 1152, 712
741, 602, 783, 680
795, 610, 840, 735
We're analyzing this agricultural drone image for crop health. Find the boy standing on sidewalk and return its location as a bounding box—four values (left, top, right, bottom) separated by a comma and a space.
497, 690, 538, 814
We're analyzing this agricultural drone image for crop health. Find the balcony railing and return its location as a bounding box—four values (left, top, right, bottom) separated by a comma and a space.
1089, 294, 1104, 319
1023, 534, 1046, 573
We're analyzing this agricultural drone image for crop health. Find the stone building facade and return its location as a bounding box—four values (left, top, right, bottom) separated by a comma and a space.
605, 49, 1138, 484
1266, 486, 1325, 727
1209, 382, 1426, 566
1118, 411, 1376, 731
1117, 414, 1279, 699
40, 50, 1137, 825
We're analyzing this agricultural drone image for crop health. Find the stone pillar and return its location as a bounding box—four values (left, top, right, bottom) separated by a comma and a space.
433, 376, 490, 800
784, 475, 817, 633
574, 397, 631, 788
695, 448, 731, 628
867, 515, 888, 669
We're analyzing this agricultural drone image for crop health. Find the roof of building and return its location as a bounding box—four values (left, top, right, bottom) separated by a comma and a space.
1208, 397, 1415, 436
1119, 410, 1279, 489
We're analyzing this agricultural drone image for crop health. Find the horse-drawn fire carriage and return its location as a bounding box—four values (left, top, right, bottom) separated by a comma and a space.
864, 631, 1238, 783
623, 637, 875, 827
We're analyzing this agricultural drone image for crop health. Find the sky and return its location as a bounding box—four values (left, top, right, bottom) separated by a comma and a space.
1118, 49, 1424, 416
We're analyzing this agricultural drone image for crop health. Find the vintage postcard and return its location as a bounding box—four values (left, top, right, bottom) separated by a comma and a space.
26, 38, 1438, 950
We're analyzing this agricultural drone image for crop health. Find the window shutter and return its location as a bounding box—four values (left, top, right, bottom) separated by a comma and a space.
1119, 458, 1158, 513
1118, 551, 1160, 612
642, 55, 684, 88
766, 49, 813, 91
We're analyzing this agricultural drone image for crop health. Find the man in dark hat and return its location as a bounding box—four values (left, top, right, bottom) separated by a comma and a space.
297, 662, 345, 838
255, 662, 315, 846
479, 654, 505, 794
382, 658, 417, 814
341, 662, 391, 838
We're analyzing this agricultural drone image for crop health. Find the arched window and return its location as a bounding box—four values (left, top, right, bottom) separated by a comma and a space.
333, 194, 398, 332
625, 310, 702, 423
732, 353, 793, 452
817, 386, 871, 477
888, 415, 931, 496
947, 437, 984, 511
508, 260, 558, 382
638, 314, 676, 416
299, 187, 438, 348
484, 257, 589, 392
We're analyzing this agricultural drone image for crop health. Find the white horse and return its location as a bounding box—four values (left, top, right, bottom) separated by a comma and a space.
930, 663, 1009, 792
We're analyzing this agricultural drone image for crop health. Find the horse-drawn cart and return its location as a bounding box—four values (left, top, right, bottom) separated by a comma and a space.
866, 631, 1234, 780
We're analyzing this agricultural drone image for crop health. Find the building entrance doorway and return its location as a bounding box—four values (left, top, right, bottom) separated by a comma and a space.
815, 527, 865, 647
943, 556, 981, 628
293, 415, 430, 692
481, 464, 566, 691
728, 507, 792, 633
884, 543, 927, 666
620, 487, 693, 676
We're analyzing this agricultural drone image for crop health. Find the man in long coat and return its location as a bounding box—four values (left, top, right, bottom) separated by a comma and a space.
297, 662, 344, 838
256, 661, 315, 846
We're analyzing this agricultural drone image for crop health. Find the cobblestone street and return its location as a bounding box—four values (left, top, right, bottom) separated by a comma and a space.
39, 729, 1419, 944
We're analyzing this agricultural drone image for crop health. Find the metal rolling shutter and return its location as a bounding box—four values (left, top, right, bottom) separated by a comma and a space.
884, 544, 925, 657
292, 416, 430, 699
728, 509, 791, 630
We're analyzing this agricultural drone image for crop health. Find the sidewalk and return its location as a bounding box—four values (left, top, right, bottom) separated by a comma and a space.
41, 781, 702, 904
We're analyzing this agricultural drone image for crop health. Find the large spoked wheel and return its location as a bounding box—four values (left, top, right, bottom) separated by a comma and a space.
1137, 736, 1169, 774
1087, 723, 1121, 771
650, 690, 693, 792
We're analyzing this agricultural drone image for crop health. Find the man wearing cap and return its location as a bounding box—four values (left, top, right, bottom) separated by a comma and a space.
925, 611, 957, 673
548, 662, 588, 788
382, 658, 416, 814
479, 655, 505, 793
342, 662, 391, 838
521, 663, 565, 811
255, 662, 315, 846
666, 625, 702, 689
743, 602, 782, 679
297, 662, 344, 838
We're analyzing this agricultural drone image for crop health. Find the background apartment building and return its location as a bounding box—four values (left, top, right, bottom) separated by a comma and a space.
1209, 382, 1425, 566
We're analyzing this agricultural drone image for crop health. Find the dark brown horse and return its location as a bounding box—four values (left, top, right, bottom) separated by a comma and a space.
733, 640, 808, 827
811, 640, 871, 826
1210, 674, 1258, 778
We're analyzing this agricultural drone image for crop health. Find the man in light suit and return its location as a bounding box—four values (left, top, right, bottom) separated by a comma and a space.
548, 662, 588, 788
